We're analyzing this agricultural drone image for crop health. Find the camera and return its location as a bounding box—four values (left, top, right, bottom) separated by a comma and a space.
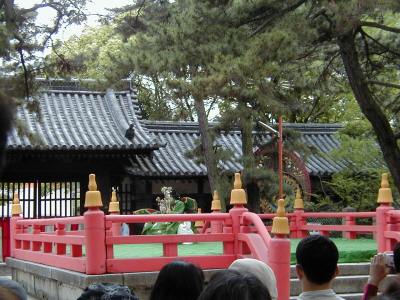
385, 253, 396, 274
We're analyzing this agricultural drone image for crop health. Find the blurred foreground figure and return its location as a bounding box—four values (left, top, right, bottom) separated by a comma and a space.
0, 278, 27, 300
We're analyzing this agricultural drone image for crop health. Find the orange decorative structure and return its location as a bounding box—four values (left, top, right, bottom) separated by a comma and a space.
108, 191, 120, 213
211, 191, 221, 211
194, 208, 204, 228
377, 173, 393, 204
272, 199, 290, 235
293, 189, 304, 210
11, 193, 22, 216
85, 174, 103, 208
230, 173, 247, 206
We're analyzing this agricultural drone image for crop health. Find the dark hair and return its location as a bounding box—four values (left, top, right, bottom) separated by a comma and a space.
0, 92, 15, 171
150, 260, 204, 300
296, 235, 339, 285
393, 242, 400, 272
198, 269, 271, 300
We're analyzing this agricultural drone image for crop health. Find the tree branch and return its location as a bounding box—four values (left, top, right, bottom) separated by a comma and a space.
17, 47, 30, 100
252, 0, 307, 35
368, 80, 400, 90
360, 21, 400, 34
362, 30, 400, 57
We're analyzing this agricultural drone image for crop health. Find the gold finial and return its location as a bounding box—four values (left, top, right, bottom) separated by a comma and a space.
11, 192, 22, 216
108, 191, 120, 213
271, 199, 290, 235
211, 190, 221, 211
294, 189, 304, 210
84, 174, 103, 208
377, 173, 393, 204
230, 173, 247, 206
195, 208, 204, 228
88, 174, 97, 191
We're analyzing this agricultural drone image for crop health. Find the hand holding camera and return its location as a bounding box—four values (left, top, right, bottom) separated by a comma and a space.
368, 253, 390, 287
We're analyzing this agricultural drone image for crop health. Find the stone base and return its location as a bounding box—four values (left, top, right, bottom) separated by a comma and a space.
6, 258, 219, 300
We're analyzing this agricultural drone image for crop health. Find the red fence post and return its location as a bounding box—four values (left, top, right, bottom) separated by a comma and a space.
2, 218, 10, 260
108, 191, 121, 237
210, 191, 223, 233
271, 199, 291, 300
10, 193, 23, 258
229, 173, 248, 257
84, 174, 106, 275
376, 173, 393, 253
293, 189, 306, 238
343, 207, 356, 239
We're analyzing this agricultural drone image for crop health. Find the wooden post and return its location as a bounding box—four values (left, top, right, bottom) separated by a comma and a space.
10, 193, 22, 257
108, 191, 121, 236
376, 173, 393, 253
194, 208, 204, 231
229, 173, 248, 257
84, 174, 106, 274
271, 198, 290, 300
343, 206, 356, 239
211, 191, 223, 233
293, 189, 306, 238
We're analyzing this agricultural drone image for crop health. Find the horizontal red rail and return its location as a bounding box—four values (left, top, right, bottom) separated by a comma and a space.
301, 212, 376, 218
106, 255, 236, 273
301, 224, 376, 232
107, 233, 234, 245
13, 249, 85, 272
106, 213, 230, 223
16, 233, 84, 244
16, 216, 84, 226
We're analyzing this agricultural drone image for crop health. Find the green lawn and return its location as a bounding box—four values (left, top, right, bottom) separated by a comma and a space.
113, 238, 377, 263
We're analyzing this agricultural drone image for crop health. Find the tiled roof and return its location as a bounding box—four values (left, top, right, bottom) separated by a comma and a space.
128, 121, 346, 177
7, 89, 160, 151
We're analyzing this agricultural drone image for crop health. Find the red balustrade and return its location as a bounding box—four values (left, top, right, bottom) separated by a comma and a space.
11, 216, 85, 272
258, 211, 376, 239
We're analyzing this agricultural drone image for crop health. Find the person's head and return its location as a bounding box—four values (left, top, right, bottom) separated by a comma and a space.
0, 92, 15, 171
393, 242, 400, 273
198, 269, 271, 300
150, 260, 204, 300
296, 235, 339, 286
0, 278, 27, 300
229, 258, 277, 300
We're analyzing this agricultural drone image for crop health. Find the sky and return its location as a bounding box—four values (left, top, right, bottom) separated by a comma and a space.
15, 0, 133, 41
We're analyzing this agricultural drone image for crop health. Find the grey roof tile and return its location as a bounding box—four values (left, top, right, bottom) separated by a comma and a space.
7, 89, 160, 151
128, 121, 345, 177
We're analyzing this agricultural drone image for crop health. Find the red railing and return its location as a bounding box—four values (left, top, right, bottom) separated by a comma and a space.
8, 172, 397, 300
10, 216, 85, 272
105, 213, 234, 272
258, 211, 376, 239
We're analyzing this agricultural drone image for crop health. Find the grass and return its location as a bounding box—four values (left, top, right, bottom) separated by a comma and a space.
113, 238, 377, 264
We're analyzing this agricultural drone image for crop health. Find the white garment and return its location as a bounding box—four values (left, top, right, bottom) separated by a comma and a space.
298, 289, 345, 300
120, 223, 129, 236
177, 221, 194, 234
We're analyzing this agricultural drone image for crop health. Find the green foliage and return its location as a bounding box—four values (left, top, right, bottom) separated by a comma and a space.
141, 188, 198, 235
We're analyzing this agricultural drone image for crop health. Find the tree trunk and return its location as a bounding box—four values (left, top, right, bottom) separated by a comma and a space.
337, 32, 400, 193
193, 98, 224, 210
239, 102, 260, 213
